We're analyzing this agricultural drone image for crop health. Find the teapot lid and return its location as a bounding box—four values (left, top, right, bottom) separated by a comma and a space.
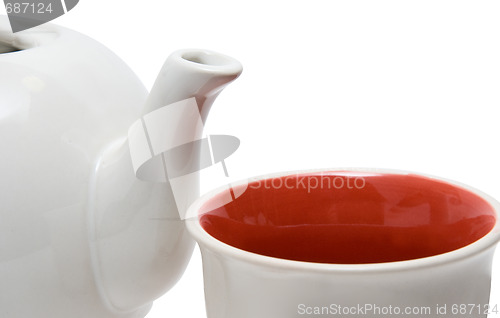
0, 16, 59, 53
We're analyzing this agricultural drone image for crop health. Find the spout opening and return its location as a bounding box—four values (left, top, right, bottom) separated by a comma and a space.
174, 49, 243, 75
182, 51, 233, 66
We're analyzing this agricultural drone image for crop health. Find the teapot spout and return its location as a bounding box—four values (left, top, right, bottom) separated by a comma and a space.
142, 49, 243, 120
128, 49, 242, 183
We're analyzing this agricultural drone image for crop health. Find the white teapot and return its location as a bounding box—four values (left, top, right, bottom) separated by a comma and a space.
0, 16, 242, 318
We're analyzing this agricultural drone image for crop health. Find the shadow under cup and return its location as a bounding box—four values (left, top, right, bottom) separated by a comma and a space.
198, 172, 497, 264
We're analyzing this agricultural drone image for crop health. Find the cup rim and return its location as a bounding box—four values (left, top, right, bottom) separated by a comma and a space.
186, 168, 500, 272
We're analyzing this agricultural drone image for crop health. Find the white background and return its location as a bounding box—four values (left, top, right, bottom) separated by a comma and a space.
2, 1, 500, 317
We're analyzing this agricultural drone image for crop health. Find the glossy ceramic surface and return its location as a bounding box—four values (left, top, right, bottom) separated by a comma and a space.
0, 15, 242, 318
187, 169, 500, 318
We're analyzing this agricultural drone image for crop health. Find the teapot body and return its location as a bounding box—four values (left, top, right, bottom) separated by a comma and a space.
0, 18, 194, 317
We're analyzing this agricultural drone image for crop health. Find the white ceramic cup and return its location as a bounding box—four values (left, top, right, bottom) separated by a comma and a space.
186, 169, 500, 318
